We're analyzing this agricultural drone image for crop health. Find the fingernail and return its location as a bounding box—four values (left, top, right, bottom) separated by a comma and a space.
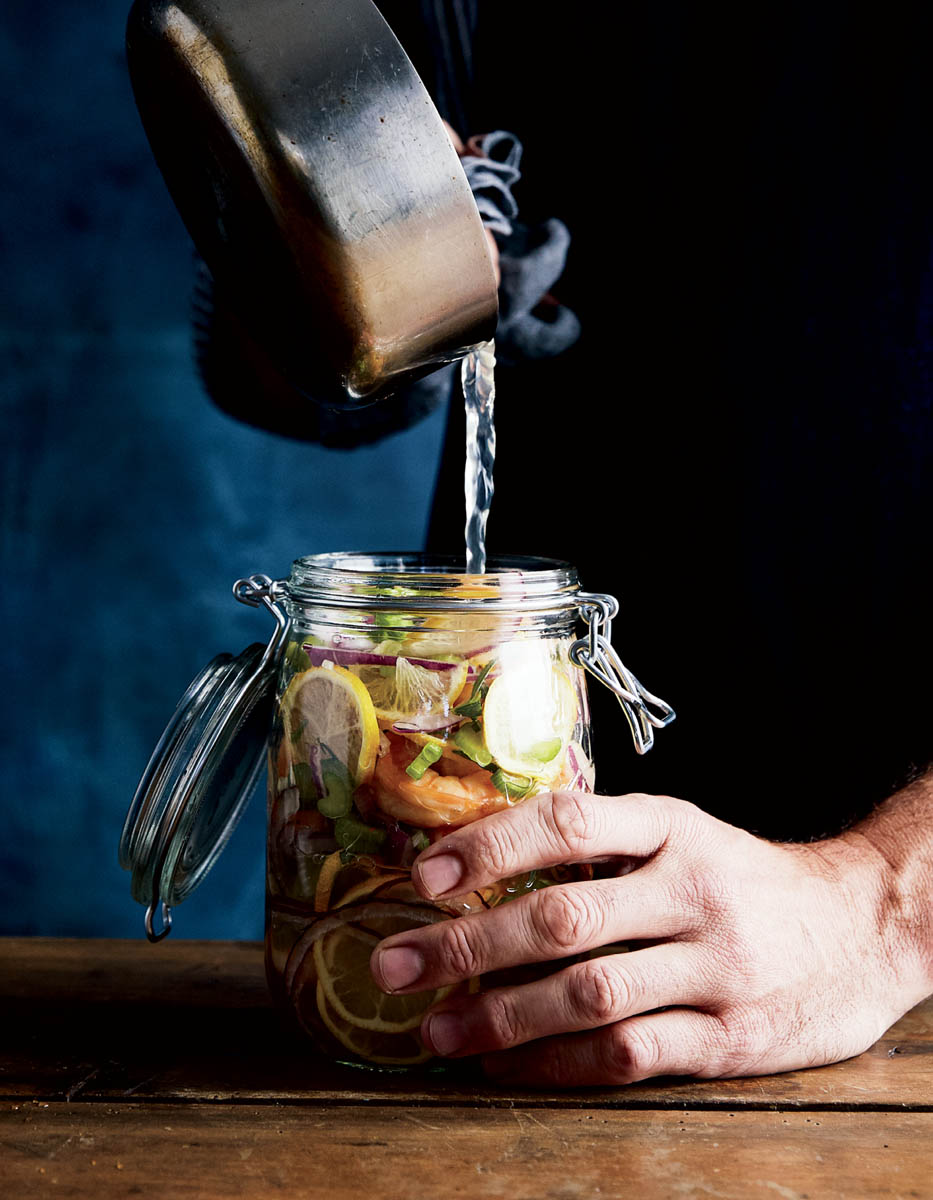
375, 945, 423, 991
425, 1012, 466, 1056
418, 853, 464, 897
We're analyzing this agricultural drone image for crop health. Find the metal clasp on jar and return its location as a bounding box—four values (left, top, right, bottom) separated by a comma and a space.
232, 574, 289, 659
570, 592, 675, 754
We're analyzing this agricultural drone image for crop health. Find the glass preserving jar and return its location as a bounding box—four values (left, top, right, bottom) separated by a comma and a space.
120, 552, 674, 1070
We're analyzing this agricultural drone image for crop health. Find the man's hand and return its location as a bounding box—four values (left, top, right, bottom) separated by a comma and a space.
369, 787, 933, 1086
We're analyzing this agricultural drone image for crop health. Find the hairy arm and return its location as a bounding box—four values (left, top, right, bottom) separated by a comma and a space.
837, 770, 933, 1010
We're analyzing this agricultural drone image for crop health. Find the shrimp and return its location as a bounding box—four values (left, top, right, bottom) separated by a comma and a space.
373, 734, 509, 828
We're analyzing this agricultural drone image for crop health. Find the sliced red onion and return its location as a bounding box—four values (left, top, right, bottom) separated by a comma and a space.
303, 645, 459, 671
385, 824, 411, 866
566, 742, 594, 792
392, 713, 464, 734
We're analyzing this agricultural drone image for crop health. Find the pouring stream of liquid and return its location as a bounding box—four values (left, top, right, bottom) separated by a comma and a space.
462, 340, 497, 575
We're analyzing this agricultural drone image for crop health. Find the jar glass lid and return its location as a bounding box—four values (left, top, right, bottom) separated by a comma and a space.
119, 578, 287, 939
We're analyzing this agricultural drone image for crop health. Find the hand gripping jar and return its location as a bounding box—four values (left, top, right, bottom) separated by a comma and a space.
120, 553, 674, 1070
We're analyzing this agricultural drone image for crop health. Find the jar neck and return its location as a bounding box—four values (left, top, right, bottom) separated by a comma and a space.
282, 552, 581, 619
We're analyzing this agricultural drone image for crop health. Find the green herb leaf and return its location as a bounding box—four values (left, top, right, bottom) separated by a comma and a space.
453, 659, 496, 720
334, 816, 387, 855
411, 830, 430, 853
292, 761, 319, 803
471, 659, 495, 692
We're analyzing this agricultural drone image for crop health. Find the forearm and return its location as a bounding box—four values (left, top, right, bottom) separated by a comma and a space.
837, 768, 933, 1004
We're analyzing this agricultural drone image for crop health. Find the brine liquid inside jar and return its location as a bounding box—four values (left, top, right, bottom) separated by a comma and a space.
264, 554, 597, 1070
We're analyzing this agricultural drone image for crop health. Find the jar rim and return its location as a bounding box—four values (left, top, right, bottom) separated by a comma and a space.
284, 552, 581, 613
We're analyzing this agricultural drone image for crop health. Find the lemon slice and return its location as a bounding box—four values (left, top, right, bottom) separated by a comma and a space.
405, 610, 517, 659
350, 654, 468, 724
482, 661, 579, 778
315, 983, 433, 1065
281, 664, 379, 785
285, 901, 457, 1065
335, 871, 420, 908
313, 850, 344, 912
314, 922, 453, 1032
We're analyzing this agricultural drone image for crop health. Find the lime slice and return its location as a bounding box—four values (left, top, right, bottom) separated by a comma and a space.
482, 661, 579, 778
350, 653, 468, 725
281, 665, 379, 785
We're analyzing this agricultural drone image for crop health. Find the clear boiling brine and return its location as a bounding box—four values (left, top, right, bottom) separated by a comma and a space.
462, 340, 497, 575
264, 554, 596, 1068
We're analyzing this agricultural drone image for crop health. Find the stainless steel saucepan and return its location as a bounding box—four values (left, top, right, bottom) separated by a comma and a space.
126, 0, 498, 408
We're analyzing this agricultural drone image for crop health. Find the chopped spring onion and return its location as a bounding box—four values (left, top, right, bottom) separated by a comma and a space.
405, 743, 444, 780
491, 768, 536, 800
452, 725, 493, 767
317, 767, 353, 819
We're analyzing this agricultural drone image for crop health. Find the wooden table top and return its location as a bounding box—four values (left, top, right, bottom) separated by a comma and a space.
1, 938, 931, 1198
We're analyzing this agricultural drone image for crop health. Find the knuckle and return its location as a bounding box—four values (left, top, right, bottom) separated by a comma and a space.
691, 1006, 774, 1078
482, 992, 524, 1049
473, 819, 520, 882
438, 918, 483, 980
547, 790, 598, 858
661, 796, 718, 861
567, 959, 630, 1026
535, 887, 594, 954
721, 1006, 772, 1071
602, 1021, 663, 1083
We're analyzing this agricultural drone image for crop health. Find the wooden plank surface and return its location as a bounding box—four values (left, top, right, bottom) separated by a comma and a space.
2, 1101, 931, 1200
2, 938, 931, 1110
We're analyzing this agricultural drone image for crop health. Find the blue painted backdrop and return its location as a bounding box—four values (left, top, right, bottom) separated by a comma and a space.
0, 2, 448, 938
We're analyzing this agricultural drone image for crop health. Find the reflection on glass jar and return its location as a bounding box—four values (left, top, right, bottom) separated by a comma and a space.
264, 553, 598, 1069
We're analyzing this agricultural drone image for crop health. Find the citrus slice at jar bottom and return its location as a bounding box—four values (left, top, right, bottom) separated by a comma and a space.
350, 654, 468, 724
482, 661, 579, 778
281, 664, 379, 784
285, 902, 456, 1065
314, 922, 453, 1031
315, 983, 433, 1065
335, 872, 421, 908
